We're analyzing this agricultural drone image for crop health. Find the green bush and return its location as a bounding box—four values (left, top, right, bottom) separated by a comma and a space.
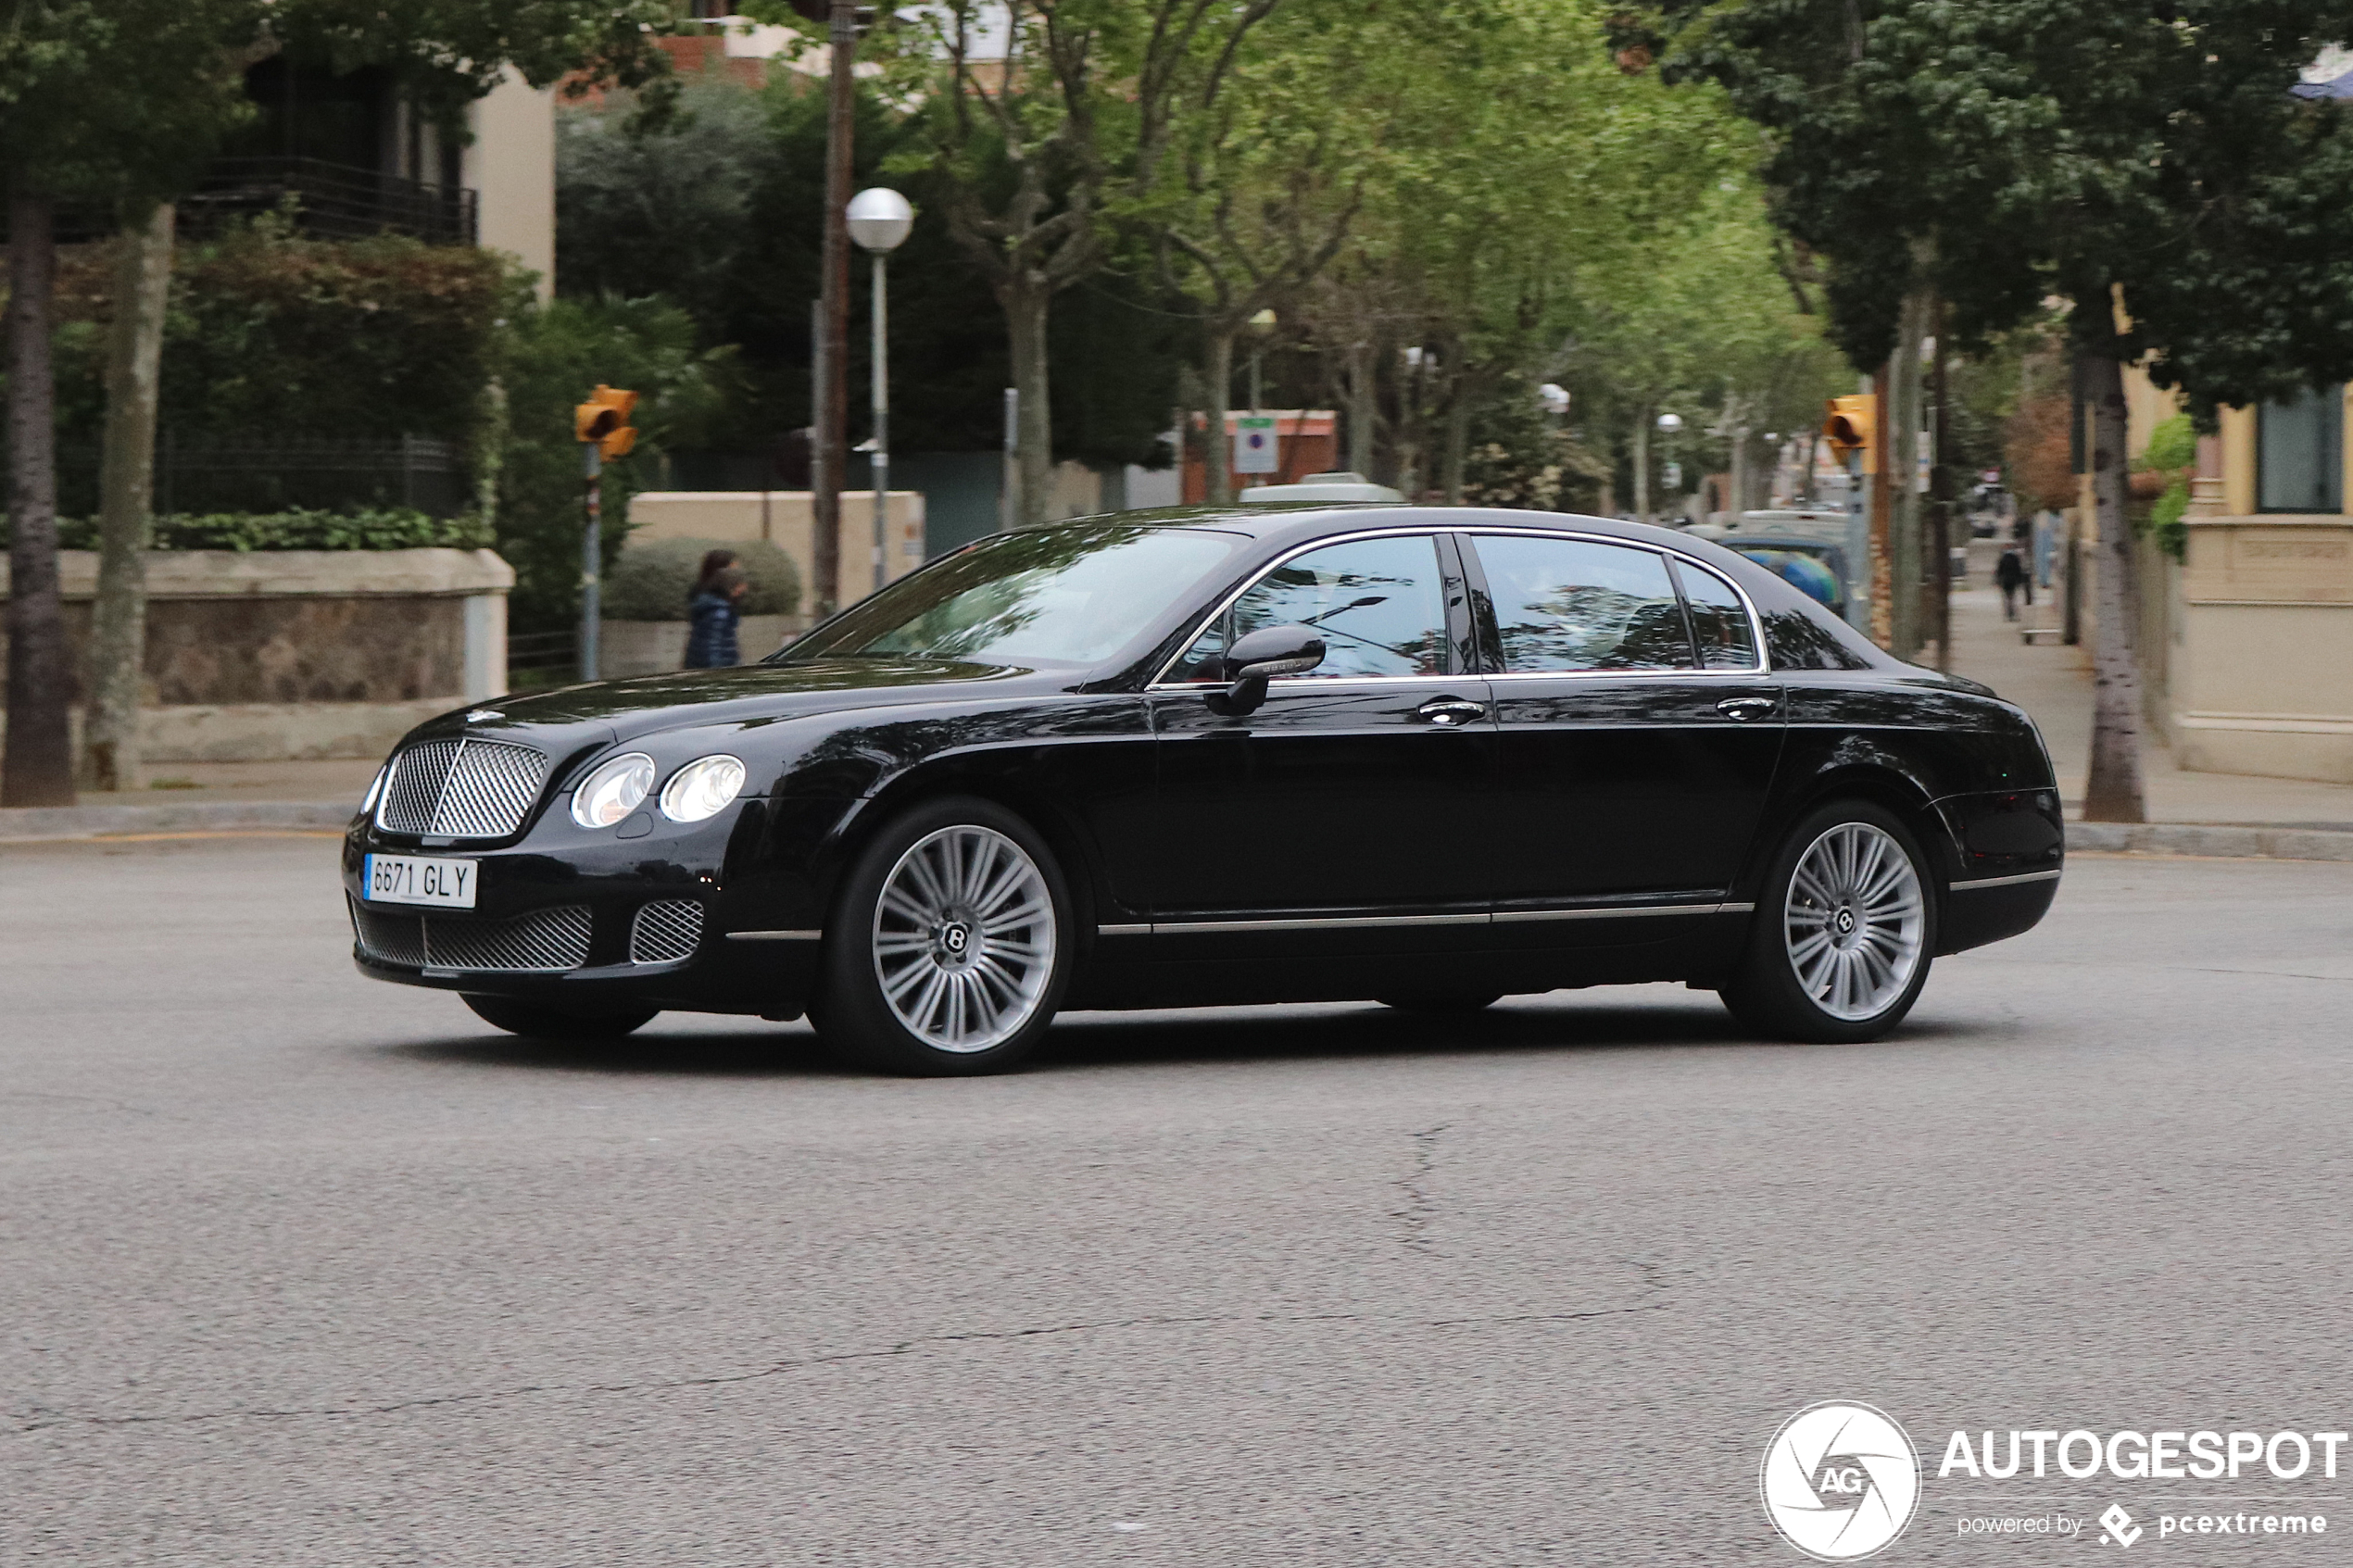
3, 508, 491, 551
603, 535, 799, 621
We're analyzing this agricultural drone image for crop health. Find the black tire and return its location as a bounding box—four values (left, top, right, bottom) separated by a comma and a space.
1720, 798, 1939, 1043
461, 994, 658, 1040
1377, 994, 1504, 1013
809, 796, 1073, 1076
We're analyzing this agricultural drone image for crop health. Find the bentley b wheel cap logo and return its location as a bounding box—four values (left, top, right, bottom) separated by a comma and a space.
1761, 1402, 1920, 1561
940, 922, 970, 955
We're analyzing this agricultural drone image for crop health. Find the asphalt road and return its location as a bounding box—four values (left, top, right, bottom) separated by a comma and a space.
6, 833, 2351, 1566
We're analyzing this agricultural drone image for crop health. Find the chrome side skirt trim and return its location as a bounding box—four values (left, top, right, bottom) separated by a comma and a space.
1158, 911, 1491, 934
1124, 901, 1745, 936
1950, 869, 2063, 890
726, 929, 824, 941
1492, 903, 1706, 923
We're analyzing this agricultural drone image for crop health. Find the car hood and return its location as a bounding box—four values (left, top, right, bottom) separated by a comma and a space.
452, 656, 1066, 746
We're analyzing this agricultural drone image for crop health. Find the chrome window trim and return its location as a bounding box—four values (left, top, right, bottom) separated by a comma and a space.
1144, 525, 1459, 690
1460, 526, 1771, 679
1950, 869, 2063, 889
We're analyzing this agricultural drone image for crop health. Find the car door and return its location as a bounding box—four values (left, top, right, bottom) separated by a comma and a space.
1462, 530, 1785, 945
1143, 530, 1495, 949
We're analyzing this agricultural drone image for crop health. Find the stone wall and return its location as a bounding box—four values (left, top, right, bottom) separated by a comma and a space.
2173, 515, 2353, 784
0, 548, 511, 762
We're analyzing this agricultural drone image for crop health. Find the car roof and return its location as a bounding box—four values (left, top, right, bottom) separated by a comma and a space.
1056, 501, 1713, 551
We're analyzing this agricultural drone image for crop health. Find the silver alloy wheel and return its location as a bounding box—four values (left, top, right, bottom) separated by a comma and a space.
1783, 822, 1925, 1022
872, 824, 1056, 1053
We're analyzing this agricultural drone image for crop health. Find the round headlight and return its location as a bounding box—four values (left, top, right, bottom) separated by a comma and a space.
571, 753, 657, 829
660, 755, 747, 823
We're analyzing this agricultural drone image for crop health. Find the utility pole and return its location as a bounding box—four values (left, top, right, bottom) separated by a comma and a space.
810, 0, 858, 620
579, 441, 602, 682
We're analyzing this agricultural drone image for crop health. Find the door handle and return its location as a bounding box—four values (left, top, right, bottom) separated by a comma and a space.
1717, 696, 1778, 721
1416, 698, 1487, 728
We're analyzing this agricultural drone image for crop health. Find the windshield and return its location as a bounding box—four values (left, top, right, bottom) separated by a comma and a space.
777, 524, 1244, 669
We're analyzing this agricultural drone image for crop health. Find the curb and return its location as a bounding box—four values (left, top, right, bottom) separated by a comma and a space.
2069, 821, 2353, 862
0, 799, 354, 843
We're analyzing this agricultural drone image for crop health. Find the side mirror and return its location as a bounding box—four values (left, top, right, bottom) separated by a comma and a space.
1205, 623, 1325, 716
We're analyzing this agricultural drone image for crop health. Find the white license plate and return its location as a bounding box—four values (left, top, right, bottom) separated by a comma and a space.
362, 854, 479, 909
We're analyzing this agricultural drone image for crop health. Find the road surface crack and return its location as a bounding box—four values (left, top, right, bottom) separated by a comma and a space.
1392, 1122, 1450, 1254
8, 1302, 1668, 1436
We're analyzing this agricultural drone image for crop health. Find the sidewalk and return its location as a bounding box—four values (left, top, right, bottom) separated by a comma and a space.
1943, 560, 2353, 856
0, 759, 372, 842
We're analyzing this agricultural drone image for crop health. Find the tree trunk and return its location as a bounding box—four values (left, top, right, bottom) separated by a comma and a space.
1631, 408, 1651, 523
4, 187, 74, 809
1888, 284, 1932, 659
2080, 346, 2147, 822
1002, 274, 1053, 526
1344, 339, 1375, 477
82, 202, 175, 794
1439, 370, 1471, 506
1203, 327, 1234, 505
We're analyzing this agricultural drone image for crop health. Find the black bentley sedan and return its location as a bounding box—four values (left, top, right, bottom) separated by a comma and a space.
344, 505, 2062, 1074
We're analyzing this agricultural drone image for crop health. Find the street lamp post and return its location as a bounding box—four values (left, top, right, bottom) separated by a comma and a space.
1246, 307, 1277, 412
848, 188, 913, 594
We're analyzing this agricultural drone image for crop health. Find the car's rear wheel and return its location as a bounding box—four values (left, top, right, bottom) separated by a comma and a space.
810, 797, 1071, 1075
461, 994, 658, 1040
1721, 800, 1935, 1043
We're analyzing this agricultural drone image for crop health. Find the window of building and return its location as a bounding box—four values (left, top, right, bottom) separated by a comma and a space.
2258, 385, 2344, 513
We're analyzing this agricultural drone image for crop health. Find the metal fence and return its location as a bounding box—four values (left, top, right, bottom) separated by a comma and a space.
184, 158, 478, 246
15, 433, 471, 520
505, 630, 577, 690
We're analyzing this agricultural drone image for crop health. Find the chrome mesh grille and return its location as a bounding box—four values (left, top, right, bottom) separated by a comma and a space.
350, 898, 591, 972
629, 899, 704, 964
374, 737, 549, 839
349, 897, 426, 966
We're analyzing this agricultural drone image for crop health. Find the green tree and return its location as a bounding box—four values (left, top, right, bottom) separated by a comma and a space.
1630, 0, 2353, 821
2, 0, 677, 804
753, 0, 1285, 524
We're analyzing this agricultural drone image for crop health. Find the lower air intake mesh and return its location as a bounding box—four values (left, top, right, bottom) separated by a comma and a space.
629, 899, 704, 964
350, 898, 591, 972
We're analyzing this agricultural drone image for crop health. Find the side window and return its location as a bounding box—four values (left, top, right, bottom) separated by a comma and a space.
1172, 534, 1450, 681
1471, 534, 1693, 672
1678, 562, 1760, 670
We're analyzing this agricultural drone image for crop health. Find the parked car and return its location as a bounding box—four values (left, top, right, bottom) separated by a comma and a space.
344, 505, 2063, 1074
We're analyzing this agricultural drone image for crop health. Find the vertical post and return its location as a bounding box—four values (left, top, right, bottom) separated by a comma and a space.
812, 0, 857, 619
579, 441, 602, 682
810, 297, 826, 508
1000, 387, 1019, 532
872, 249, 888, 592
1869, 363, 1894, 649
1931, 301, 1953, 671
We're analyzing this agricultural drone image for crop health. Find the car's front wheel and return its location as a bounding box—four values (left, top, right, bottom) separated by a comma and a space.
811, 797, 1072, 1075
461, 994, 658, 1040
1721, 800, 1936, 1043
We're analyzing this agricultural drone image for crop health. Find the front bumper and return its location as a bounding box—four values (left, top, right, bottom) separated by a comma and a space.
341, 796, 837, 1015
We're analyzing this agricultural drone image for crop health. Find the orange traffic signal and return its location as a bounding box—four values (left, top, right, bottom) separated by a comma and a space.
573, 384, 639, 458
1823, 394, 1876, 454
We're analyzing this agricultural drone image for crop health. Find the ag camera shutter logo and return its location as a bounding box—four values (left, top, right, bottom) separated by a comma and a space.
1761, 1401, 1922, 1561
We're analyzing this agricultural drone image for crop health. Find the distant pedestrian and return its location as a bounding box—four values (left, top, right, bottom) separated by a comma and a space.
1995, 544, 2028, 621
685, 550, 746, 669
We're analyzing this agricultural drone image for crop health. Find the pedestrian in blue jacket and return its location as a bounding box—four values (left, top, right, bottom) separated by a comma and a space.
684, 551, 746, 668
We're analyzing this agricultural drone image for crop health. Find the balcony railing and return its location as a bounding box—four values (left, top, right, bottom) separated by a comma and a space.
183, 157, 478, 246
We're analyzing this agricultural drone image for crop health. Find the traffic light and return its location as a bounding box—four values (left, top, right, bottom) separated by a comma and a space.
1823, 394, 1876, 455
573, 384, 638, 459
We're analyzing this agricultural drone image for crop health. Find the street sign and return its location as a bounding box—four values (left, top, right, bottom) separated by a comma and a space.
1234, 414, 1278, 474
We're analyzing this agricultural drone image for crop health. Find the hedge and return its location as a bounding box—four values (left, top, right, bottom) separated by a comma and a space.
1, 508, 493, 552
